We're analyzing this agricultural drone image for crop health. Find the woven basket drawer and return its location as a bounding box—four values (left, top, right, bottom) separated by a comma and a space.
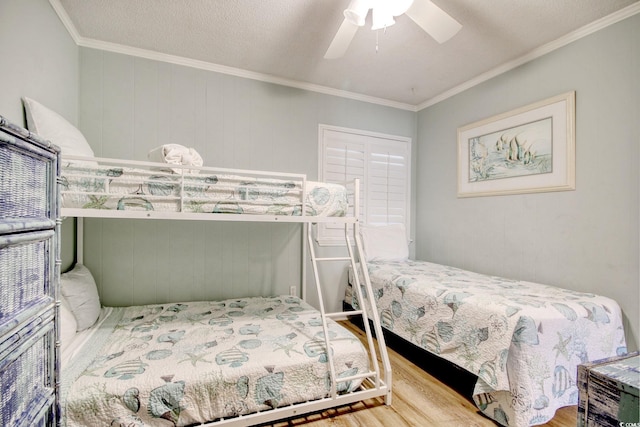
0, 141, 53, 219
0, 231, 54, 331
0, 324, 54, 427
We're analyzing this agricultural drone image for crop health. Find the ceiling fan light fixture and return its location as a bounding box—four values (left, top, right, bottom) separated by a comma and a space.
371, 7, 395, 30
325, 0, 462, 59
343, 0, 370, 26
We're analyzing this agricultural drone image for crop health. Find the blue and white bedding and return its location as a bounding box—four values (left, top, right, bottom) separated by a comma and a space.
61, 163, 348, 217
61, 296, 369, 426
348, 260, 627, 427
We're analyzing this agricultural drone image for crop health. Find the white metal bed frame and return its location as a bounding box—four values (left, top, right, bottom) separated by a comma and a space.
61, 155, 392, 426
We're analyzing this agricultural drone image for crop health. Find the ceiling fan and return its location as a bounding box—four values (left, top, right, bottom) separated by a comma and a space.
324, 0, 462, 59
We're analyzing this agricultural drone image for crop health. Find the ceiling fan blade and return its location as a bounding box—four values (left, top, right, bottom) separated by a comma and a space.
405, 0, 462, 44
324, 18, 359, 59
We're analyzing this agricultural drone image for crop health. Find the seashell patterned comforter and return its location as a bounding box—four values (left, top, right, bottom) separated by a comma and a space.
348, 259, 627, 427
60, 163, 348, 217
62, 296, 368, 426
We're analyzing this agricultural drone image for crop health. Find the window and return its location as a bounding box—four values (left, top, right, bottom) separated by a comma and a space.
318, 124, 411, 245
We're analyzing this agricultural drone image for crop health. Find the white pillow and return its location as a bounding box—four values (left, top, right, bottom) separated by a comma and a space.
59, 295, 78, 350
22, 97, 97, 164
60, 264, 101, 331
360, 223, 409, 262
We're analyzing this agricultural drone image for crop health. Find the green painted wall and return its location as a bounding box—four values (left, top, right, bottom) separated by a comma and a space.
0, 0, 79, 272
415, 13, 639, 351
77, 49, 417, 311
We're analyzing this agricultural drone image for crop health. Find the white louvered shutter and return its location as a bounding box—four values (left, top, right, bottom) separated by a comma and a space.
318, 125, 410, 245
367, 142, 409, 226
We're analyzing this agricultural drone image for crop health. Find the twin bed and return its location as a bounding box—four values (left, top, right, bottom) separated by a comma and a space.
346, 254, 627, 427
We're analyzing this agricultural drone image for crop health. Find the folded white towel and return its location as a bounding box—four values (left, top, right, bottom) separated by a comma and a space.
148, 144, 204, 174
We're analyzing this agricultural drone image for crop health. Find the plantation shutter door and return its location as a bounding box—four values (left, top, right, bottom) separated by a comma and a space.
367, 142, 409, 226
318, 125, 411, 246
319, 128, 366, 245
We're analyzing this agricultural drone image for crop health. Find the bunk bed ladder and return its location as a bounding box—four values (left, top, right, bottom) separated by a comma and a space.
306, 222, 392, 406
347, 221, 393, 405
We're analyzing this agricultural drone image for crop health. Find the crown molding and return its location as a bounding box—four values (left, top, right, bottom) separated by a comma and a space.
416, 1, 640, 111
78, 38, 418, 112
50, 0, 639, 113
48, 0, 416, 112
49, 0, 81, 42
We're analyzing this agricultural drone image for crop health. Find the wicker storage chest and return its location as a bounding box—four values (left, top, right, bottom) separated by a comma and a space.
0, 116, 60, 427
577, 352, 640, 427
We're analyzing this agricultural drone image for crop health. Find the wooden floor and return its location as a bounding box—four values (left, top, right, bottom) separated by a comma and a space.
265, 320, 577, 427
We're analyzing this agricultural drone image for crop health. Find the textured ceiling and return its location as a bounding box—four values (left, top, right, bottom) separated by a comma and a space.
55, 0, 639, 109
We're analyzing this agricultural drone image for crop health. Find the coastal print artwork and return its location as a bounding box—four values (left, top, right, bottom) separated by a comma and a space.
457, 91, 575, 198
468, 117, 552, 182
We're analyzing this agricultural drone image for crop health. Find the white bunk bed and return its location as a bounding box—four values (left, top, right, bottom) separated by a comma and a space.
59, 155, 392, 426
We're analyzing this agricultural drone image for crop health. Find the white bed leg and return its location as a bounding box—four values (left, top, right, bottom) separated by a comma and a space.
76, 217, 84, 264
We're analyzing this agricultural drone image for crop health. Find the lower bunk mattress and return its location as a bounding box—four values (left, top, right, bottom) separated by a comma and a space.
61, 296, 369, 426
347, 259, 627, 427
60, 163, 348, 216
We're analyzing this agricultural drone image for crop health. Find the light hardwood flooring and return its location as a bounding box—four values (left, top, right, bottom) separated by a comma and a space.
266, 320, 577, 427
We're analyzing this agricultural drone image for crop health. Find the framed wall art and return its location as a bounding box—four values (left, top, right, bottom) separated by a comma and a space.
457, 91, 575, 197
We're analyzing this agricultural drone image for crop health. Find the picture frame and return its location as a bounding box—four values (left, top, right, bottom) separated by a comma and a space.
457, 91, 575, 197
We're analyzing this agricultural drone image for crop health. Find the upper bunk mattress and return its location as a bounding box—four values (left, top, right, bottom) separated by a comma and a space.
348, 259, 627, 427
60, 163, 348, 216
61, 295, 369, 426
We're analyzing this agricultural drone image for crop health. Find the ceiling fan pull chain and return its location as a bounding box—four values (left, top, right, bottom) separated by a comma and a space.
375, 24, 390, 53
325, 0, 462, 59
